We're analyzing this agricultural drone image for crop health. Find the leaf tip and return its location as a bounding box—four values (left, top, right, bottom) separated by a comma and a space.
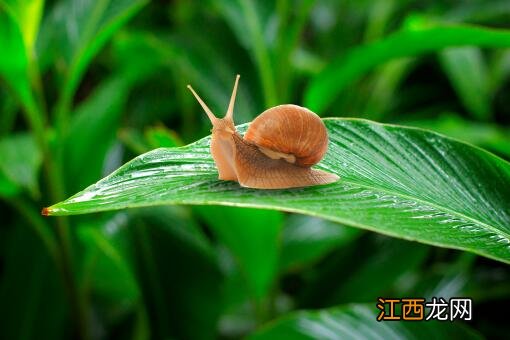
41, 207, 50, 216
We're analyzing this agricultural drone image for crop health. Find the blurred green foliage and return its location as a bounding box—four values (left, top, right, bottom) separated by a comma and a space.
1, 0, 509, 339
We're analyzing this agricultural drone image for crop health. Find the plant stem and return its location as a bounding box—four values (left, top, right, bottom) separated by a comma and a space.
134, 221, 171, 339
21, 95, 90, 340
239, 0, 278, 108
58, 218, 92, 340
0, 94, 17, 136
55, 89, 72, 140
275, 0, 289, 101
7, 197, 59, 267
277, 0, 315, 102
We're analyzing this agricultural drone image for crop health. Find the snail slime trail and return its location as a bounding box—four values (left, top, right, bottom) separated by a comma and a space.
187, 75, 339, 189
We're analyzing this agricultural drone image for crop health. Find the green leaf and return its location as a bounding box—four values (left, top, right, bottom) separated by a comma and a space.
439, 47, 491, 120
305, 24, 510, 114
2, 0, 44, 53
0, 91, 18, 136
45, 119, 510, 264
130, 206, 223, 340
363, 0, 395, 42
397, 113, 510, 159
362, 58, 415, 120
119, 127, 151, 155
0, 133, 42, 198
76, 213, 143, 335
249, 304, 481, 340
488, 49, 510, 93
0, 223, 67, 340
0, 171, 20, 197
39, 0, 147, 121
78, 215, 139, 303
409, 252, 474, 301
145, 126, 182, 149
280, 215, 361, 271
216, 0, 277, 107
0, 4, 38, 114
299, 237, 429, 307
112, 30, 257, 124
64, 75, 131, 193
196, 206, 282, 300
274, 0, 316, 102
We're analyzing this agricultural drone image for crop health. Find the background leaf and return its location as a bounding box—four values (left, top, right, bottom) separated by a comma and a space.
298, 237, 429, 307
196, 206, 282, 301
2, 0, 44, 53
0, 4, 38, 114
305, 24, 510, 115
397, 113, 510, 159
280, 215, 361, 271
439, 47, 491, 120
78, 214, 139, 303
250, 304, 481, 340
64, 74, 131, 193
0, 220, 67, 340
0, 133, 42, 198
129, 206, 224, 340
38, 0, 148, 124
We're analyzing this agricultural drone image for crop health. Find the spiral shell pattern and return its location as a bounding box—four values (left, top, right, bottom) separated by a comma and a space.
244, 104, 328, 167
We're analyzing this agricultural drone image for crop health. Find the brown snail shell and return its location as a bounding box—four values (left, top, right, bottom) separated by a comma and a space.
244, 105, 328, 167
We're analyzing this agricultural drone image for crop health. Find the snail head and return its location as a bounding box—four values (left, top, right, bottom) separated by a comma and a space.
187, 75, 240, 138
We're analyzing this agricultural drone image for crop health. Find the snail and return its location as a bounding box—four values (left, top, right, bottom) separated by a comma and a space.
187, 75, 339, 189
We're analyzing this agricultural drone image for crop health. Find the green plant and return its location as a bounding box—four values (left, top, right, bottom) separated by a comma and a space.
1, 1, 509, 339
45, 120, 510, 264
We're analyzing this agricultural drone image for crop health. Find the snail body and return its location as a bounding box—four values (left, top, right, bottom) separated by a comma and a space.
187, 75, 339, 189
